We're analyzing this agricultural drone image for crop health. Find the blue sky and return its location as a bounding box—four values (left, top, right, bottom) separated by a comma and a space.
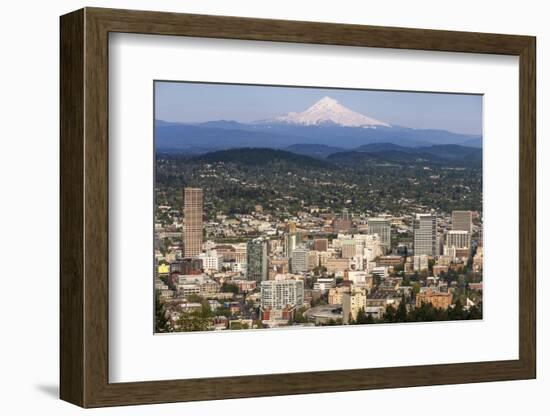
155, 81, 482, 135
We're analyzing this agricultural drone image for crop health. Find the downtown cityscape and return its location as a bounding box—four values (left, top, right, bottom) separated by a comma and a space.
154, 83, 483, 333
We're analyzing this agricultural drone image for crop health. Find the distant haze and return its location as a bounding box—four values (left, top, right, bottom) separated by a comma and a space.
155, 81, 483, 136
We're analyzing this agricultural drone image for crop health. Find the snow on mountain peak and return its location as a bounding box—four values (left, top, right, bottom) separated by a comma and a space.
274, 96, 390, 128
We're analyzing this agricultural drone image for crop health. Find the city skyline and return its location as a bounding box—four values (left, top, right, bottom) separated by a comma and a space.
154, 82, 483, 333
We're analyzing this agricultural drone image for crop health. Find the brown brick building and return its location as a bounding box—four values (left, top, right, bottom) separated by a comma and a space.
415, 289, 452, 310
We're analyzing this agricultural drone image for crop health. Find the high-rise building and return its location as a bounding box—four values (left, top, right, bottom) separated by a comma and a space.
343, 289, 367, 323
284, 233, 300, 257
413, 214, 437, 256
183, 187, 203, 257
234, 243, 247, 264
333, 209, 352, 232
290, 247, 309, 273
446, 230, 471, 249
247, 238, 270, 282
260, 280, 304, 310
313, 238, 329, 252
287, 222, 297, 234
452, 210, 473, 233
367, 217, 391, 253
341, 240, 357, 259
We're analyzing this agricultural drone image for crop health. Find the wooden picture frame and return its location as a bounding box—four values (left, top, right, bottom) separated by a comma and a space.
60, 7, 536, 408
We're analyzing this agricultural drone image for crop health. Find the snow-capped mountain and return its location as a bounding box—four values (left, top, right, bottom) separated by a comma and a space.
155, 96, 482, 153
272, 96, 391, 128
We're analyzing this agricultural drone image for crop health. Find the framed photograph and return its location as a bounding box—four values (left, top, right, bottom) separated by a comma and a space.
60, 7, 536, 408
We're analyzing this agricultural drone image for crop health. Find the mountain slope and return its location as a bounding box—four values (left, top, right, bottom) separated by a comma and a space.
155, 96, 482, 152
328, 143, 482, 167
192, 148, 332, 169
285, 143, 345, 158
271, 96, 390, 128
155, 123, 315, 152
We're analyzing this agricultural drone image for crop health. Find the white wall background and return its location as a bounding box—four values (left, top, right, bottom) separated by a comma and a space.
0, 0, 545, 414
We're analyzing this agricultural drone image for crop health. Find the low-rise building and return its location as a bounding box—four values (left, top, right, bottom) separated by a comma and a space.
313, 277, 336, 292
326, 258, 350, 274
413, 254, 429, 272
415, 289, 452, 310
377, 255, 404, 267
433, 264, 449, 277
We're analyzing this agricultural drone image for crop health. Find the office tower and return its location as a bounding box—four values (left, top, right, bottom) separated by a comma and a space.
413, 214, 437, 256
260, 280, 304, 310
234, 243, 247, 264
367, 217, 391, 253
341, 240, 357, 259
452, 210, 473, 233
313, 238, 329, 252
183, 187, 203, 257
290, 247, 309, 273
284, 232, 301, 257
446, 230, 471, 249
333, 209, 352, 232
247, 238, 270, 282
287, 221, 297, 234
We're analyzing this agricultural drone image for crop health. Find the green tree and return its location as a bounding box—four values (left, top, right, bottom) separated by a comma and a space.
221, 282, 240, 295
355, 308, 369, 324
384, 305, 397, 323
154, 291, 171, 333
176, 311, 211, 332
294, 306, 308, 324
396, 296, 408, 322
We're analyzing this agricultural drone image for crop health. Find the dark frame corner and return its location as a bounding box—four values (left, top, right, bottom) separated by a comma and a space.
60, 7, 536, 408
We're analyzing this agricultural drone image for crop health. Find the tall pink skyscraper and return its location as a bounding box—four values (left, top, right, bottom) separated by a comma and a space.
183, 187, 203, 257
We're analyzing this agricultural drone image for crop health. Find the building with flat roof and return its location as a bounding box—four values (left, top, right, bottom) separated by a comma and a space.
368, 217, 391, 253
446, 230, 471, 249
247, 238, 270, 282
413, 214, 437, 256
290, 247, 309, 273
183, 187, 203, 257
452, 210, 473, 233
326, 258, 350, 274
313, 238, 329, 252
260, 279, 304, 310
343, 289, 367, 323
415, 289, 452, 310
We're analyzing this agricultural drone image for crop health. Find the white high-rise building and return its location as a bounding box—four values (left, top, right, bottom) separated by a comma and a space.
414, 214, 437, 256
260, 280, 304, 310
290, 247, 309, 273
368, 217, 391, 253
446, 230, 471, 249
198, 250, 223, 271
355, 234, 382, 261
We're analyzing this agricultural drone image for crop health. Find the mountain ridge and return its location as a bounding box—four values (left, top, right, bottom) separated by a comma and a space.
156, 95, 481, 153
269, 96, 390, 128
